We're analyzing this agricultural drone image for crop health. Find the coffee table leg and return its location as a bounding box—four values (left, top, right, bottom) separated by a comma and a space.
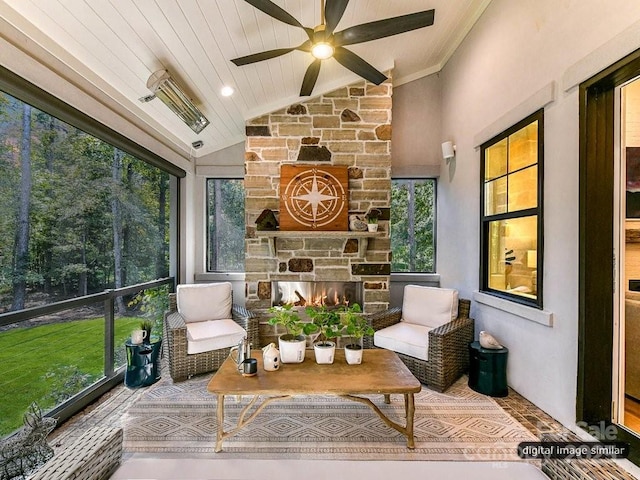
384, 394, 391, 404
405, 393, 415, 449
215, 394, 225, 452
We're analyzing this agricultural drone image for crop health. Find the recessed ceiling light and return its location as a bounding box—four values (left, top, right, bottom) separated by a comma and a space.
221, 86, 234, 97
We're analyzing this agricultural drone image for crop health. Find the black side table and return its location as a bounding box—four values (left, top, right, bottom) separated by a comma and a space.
468, 341, 508, 397
125, 338, 162, 388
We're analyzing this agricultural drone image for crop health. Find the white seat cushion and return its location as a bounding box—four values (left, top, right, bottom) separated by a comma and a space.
402, 285, 458, 328
373, 322, 431, 361
186, 319, 246, 355
177, 282, 232, 323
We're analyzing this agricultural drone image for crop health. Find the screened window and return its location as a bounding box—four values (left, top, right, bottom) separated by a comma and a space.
0, 91, 172, 313
480, 109, 543, 307
207, 179, 245, 272
391, 178, 436, 272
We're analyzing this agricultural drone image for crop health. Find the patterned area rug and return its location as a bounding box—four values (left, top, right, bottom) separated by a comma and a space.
123, 374, 536, 461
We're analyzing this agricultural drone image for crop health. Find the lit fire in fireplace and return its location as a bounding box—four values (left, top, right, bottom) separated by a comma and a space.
272, 281, 362, 308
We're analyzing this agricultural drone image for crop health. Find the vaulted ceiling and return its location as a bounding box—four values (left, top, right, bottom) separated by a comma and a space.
0, 0, 491, 158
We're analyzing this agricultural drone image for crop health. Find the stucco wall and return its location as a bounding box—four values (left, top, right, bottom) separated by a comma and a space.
392, 73, 442, 178
438, 0, 640, 429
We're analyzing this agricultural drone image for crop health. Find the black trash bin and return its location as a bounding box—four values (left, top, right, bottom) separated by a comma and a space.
125, 338, 162, 388
468, 341, 508, 397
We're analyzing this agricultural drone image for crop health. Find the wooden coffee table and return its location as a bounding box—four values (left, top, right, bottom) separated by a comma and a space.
207, 349, 421, 452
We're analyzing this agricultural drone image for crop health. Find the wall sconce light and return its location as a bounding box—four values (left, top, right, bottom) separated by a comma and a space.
145, 69, 210, 134
441, 141, 456, 161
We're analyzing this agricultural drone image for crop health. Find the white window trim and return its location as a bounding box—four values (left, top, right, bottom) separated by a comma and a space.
473, 291, 553, 327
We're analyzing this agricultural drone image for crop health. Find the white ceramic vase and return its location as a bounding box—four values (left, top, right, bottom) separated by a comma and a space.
313, 341, 336, 364
278, 335, 306, 363
344, 344, 363, 365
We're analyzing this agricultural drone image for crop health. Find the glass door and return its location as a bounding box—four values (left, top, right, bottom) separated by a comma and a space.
616, 75, 640, 434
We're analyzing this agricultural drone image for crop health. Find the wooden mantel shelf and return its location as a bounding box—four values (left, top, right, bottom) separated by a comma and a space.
255, 230, 383, 256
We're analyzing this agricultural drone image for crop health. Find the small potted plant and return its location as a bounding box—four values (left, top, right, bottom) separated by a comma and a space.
305, 305, 342, 364
268, 304, 314, 363
140, 320, 154, 344
340, 303, 374, 365
366, 208, 381, 232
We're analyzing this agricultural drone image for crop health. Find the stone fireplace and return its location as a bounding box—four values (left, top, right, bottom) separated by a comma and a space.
243, 76, 393, 346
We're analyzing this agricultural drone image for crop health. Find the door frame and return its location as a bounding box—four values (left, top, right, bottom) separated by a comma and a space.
578, 48, 640, 464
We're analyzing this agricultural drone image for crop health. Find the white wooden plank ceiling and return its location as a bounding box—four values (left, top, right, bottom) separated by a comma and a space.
0, 0, 491, 158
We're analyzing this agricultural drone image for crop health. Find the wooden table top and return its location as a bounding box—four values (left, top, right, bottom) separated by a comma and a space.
207, 349, 421, 396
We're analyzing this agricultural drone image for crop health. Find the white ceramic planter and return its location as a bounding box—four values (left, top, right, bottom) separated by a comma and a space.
345, 344, 363, 365
313, 341, 336, 364
278, 334, 307, 363
367, 223, 378, 232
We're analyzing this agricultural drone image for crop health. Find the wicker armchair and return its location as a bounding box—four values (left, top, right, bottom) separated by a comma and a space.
366, 286, 473, 393
164, 284, 258, 382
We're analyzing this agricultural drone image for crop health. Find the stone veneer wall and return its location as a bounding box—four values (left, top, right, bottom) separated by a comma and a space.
244, 78, 393, 345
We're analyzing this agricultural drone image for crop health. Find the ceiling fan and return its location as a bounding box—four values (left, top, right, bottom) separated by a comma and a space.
231, 0, 435, 96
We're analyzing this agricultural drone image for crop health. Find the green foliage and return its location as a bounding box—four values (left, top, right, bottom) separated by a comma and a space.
339, 303, 374, 342
268, 304, 309, 338
0, 92, 171, 311
43, 365, 95, 404
304, 305, 342, 343
391, 179, 435, 272
128, 285, 169, 337
207, 179, 245, 272
366, 208, 381, 224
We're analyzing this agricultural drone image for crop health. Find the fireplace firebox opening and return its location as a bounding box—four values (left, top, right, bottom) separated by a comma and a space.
271, 281, 362, 308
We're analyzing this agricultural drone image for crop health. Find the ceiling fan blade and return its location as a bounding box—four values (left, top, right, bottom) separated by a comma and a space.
300, 59, 322, 96
244, 0, 313, 38
231, 48, 296, 66
325, 0, 349, 34
333, 9, 435, 46
231, 41, 311, 66
333, 47, 387, 85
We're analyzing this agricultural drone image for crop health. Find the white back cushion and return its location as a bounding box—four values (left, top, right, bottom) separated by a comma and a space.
177, 282, 232, 323
401, 285, 458, 328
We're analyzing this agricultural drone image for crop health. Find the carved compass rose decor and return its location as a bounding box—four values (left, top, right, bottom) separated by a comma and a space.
279, 165, 348, 231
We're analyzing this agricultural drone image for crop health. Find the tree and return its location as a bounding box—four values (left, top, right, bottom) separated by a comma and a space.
112, 148, 125, 314
391, 179, 435, 273
0, 93, 172, 311
11, 103, 32, 311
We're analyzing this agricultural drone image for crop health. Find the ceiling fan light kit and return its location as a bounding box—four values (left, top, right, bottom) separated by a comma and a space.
146, 69, 210, 134
231, 0, 435, 96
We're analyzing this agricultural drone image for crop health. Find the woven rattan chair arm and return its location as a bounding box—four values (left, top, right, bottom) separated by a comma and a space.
168, 292, 177, 312
429, 316, 474, 338
165, 310, 187, 331
30, 426, 123, 480
428, 317, 474, 368
368, 307, 402, 330
457, 298, 471, 319
232, 305, 260, 348
232, 303, 254, 320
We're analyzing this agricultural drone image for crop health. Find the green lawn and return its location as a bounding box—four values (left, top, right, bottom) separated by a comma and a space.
0, 316, 143, 436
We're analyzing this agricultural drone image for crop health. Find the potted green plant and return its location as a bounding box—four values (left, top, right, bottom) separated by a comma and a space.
140, 320, 154, 344
305, 305, 342, 364
366, 208, 381, 232
340, 303, 374, 364
268, 304, 314, 363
